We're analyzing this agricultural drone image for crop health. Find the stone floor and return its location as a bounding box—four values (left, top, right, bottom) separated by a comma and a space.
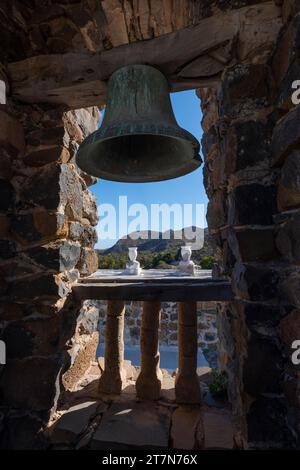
48, 361, 233, 450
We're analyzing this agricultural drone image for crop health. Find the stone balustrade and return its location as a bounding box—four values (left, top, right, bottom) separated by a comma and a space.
99, 299, 201, 404
73, 273, 232, 403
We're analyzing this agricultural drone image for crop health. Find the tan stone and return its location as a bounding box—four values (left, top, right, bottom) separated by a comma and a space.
170, 405, 204, 450
175, 302, 202, 404
62, 332, 99, 391
136, 301, 163, 400
98, 301, 127, 395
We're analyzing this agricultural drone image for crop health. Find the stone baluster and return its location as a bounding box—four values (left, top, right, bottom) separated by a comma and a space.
136, 301, 163, 400
98, 300, 127, 394
175, 301, 201, 404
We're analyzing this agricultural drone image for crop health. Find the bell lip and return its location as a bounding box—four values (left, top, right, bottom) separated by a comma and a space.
76, 127, 202, 183
78, 123, 200, 154
82, 158, 202, 183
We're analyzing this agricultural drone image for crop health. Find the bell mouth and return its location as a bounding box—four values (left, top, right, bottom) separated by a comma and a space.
76, 131, 201, 183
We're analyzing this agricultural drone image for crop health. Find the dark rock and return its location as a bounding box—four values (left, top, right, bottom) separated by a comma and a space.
21, 164, 61, 210
206, 192, 227, 230
0, 412, 48, 450
234, 228, 279, 262
276, 210, 300, 263
228, 184, 278, 226
0, 356, 62, 411
247, 397, 298, 449
220, 64, 274, 118
1, 322, 34, 359
26, 127, 66, 146
11, 210, 67, 244
243, 336, 284, 396
0, 240, 17, 259
272, 106, 300, 166
272, 13, 300, 85
27, 241, 81, 271
244, 303, 282, 331
231, 120, 272, 171
24, 145, 70, 167
278, 151, 300, 209
0, 179, 15, 213
8, 273, 67, 301
243, 265, 280, 302
279, 309, 300, 345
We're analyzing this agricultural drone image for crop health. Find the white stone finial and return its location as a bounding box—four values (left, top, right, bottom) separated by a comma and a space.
178, 245, 195, 276
124, 247, 141, 275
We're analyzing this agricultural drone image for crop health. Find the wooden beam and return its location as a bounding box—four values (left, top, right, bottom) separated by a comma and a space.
7, 3, 281, 109
72, 280, 233, 302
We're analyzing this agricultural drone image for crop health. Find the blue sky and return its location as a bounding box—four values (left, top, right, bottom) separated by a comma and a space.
91, 90, 208, 249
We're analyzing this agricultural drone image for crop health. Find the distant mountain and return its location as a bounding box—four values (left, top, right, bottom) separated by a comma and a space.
100, 227, 213, 256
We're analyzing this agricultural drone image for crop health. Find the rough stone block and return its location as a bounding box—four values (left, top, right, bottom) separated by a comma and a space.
279, 309, 300, 345
82, 190, 98, 226
69, 222, 97, 247
247, 397, 297, 449
170, 406, 204, 450
26, 127, 67, 146
8, 273, 69, 301
1, 413, 47, 450
91, 401, 171, 449
280, 269, 300, 307
0, 147, 13, 179
11, 210, 67, 244
228, 184, 278, 226
1, 316, 62, 358
234, 264, 280, 301
21, 164, 83, 219
233, 228, 279, 262
283, 0, 300, 23
0, 356, 62, 411
276, 210, 300, 263
272, 13, 300, 85
76, 247, 98, 276
0, 179, 15, 213
0, 109, 25, 157
272, 106, 300, 166
244, 302, 282, 331
220, 64, 274, 118
243, 336, 284, 396
203, 409, 233, 449
0, 239, 17, 259
51, 401, 99, 444
206, 192, 227, 231
24, 145, 70, 167
278, 151, 300, 209
226, 120, 272, 171
27, 241, 81, 271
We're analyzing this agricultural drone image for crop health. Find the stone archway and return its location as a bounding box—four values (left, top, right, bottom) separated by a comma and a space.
0, 0, 299, 449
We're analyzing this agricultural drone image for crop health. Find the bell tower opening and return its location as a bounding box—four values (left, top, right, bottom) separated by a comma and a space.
85, 88, 220, 387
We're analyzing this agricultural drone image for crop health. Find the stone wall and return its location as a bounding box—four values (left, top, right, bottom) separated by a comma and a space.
0, 98, 100, 448
198, 3, 300, 449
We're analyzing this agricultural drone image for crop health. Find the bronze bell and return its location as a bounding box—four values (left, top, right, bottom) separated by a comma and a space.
76, 64, 201, 182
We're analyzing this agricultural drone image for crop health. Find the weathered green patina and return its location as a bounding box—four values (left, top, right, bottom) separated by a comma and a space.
76, 65, 201, 182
